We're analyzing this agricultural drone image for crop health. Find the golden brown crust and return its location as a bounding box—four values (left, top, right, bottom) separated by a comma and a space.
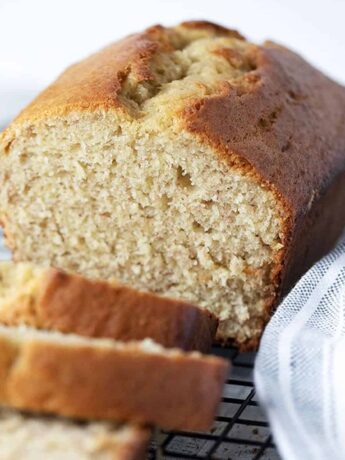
181, 38, 345, 345
0, 36, 154, 132
0, 20, 245, 139
0, 267, 217, 352
111, 427, 150, 460
0, 408, 151, 460
179, 20, 245, 40
183, 41, 345, 216
0, 333, 228, 431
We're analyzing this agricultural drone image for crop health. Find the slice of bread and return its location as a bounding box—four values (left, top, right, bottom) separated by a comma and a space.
0, 261, 217, 352
2, 21, 345, 348
0, 325, 228, 431
0, 407, 149, 460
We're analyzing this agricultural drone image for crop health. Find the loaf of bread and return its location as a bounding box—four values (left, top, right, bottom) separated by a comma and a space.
0, 261, 216, 351
1, 21, 345, 348
0, 408, 149, 460
0, 325, 228, 431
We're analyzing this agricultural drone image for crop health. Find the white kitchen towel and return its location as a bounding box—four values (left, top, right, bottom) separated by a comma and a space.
255, 237, 345, 460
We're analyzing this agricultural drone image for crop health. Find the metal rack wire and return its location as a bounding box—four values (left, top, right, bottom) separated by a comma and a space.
149, 347, 280, 460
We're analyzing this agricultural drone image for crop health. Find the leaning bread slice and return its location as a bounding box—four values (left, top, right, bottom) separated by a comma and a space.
0, 407, 149, 460
0, 325, 228, 431
0, 261, 217, 352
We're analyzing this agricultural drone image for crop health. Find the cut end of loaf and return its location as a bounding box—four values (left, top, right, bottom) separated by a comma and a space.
0, 22, 287, 347
0, 262, 42, 300
0, 323, 206, 359
0, 263, 45, 326
0, 408, 149, 460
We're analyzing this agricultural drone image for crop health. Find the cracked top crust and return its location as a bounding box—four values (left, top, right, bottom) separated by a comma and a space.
1, 21, 250, 123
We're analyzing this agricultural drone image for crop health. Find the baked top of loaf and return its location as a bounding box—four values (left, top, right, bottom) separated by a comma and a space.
0, 325, 228, 431
0, 408, 149, 460
0, 261, 216, 351
1, 21, 345, 348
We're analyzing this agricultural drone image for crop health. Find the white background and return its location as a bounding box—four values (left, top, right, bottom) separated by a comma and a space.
1, 0, 344, 126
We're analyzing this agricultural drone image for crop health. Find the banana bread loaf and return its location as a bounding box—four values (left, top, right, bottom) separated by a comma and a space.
0, 408, 149, 460
1, 21, 345, 348
0, 325, 228, 431
0, 261, 216, 351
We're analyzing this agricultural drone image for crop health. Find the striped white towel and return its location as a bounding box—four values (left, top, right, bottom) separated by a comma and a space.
255, 237, 345, 460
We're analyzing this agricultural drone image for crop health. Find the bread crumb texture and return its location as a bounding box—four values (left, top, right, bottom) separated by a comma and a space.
0, 408, 147, 460
0, 22, 287, 346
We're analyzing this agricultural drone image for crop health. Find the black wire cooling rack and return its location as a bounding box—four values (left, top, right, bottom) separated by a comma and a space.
148, 347, 280, 460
